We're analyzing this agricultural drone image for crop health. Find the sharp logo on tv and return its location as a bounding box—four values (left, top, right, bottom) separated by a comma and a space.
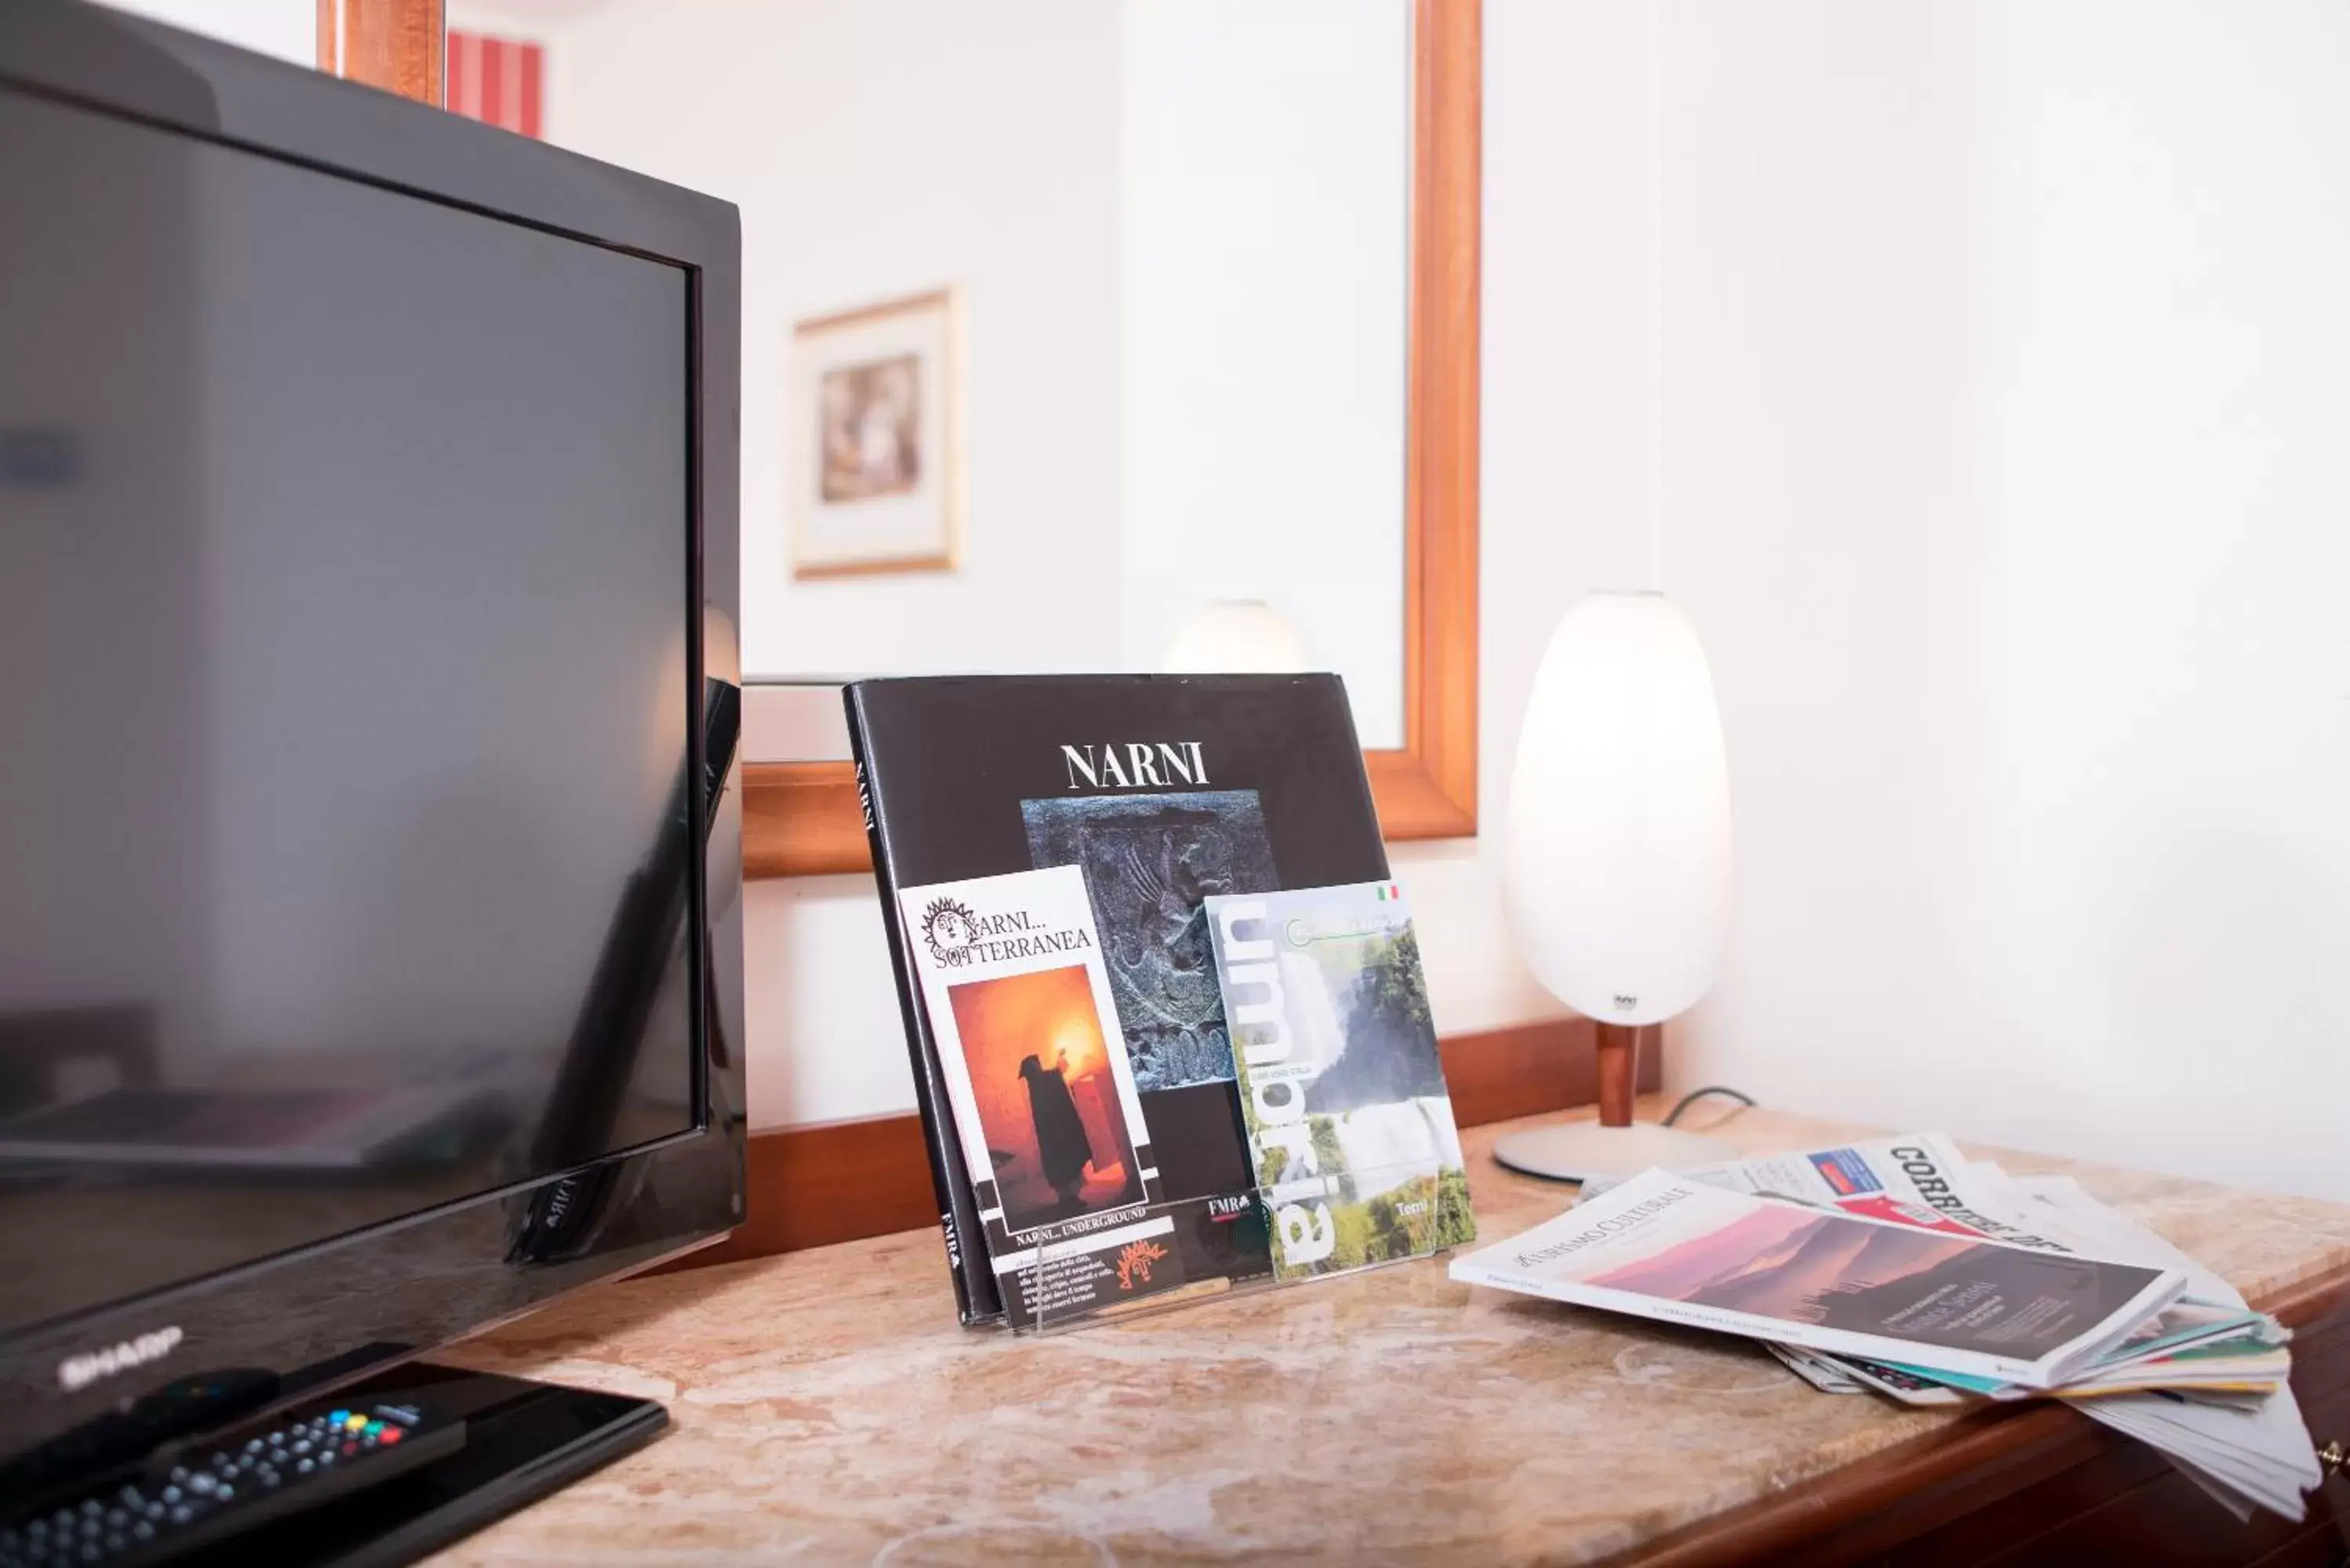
56, 1325, 183, 1393
1059, 742, 1208, 791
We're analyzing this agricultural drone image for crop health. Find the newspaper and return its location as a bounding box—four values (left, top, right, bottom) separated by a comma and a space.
1590, 1133, 2223, 1300
1992, 1167, 2321, 1519
1766, 1342, 1866, 1395
1579, 1135, 2320, 1521
1450, 1167, 2187, 1389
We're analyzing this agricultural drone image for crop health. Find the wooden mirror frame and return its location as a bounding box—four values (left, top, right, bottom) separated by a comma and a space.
317, 0, 446, 101
744, 0, 1481, 878
331, 0, 1480, 879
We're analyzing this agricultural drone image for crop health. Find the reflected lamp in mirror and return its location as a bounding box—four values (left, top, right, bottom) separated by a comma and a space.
1492, 591, 1737, 1182
1161, 599, 1309, 675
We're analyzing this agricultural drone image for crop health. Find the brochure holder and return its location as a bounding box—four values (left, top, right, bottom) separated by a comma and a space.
1006, 1153, 1477, 1335
890, 857, 1471, 1338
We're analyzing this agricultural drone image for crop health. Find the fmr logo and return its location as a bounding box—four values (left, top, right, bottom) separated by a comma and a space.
1612, 994, 1639, 1012
57, 1325, 183, 1393
920, 896, 977, 965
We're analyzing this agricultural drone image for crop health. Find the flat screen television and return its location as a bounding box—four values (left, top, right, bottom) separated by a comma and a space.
0, 1, 744, 1554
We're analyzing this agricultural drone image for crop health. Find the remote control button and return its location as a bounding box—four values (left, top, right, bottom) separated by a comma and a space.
160, 1487, 181, 1505
296, 1458, 314, 1474
168, 1508, 191, 1526
132, 1523, 154, 1543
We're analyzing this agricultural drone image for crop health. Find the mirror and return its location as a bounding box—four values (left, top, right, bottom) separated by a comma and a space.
448, 0, 1415, 751
431, 0, 1482, 875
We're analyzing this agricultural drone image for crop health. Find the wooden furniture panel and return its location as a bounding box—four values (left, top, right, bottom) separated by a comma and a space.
666, 1013, 1642, 1271
316, 0, 444, 106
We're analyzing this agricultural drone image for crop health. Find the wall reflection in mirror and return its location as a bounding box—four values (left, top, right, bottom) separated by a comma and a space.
447, 0, 1414, 748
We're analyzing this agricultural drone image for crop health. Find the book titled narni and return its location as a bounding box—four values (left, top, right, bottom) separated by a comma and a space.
1450, 1168, 2189, 1389
846, 674, 1394, 1326
1204, 882, 1475, 1280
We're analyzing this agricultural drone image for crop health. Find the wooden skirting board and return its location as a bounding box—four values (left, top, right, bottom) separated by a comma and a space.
668, 1016, 1644, 1273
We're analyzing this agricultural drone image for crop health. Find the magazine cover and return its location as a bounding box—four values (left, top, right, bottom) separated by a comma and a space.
1452, 1168, 2187, 1389
1596, 1133, 2254, 1320
900, 865, 1190, 1326
1204, 882, 1474, 1280
849, 674, 1391, 1324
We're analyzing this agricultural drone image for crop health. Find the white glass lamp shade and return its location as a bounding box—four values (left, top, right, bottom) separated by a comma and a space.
1162, 599, 1308, 674
1503, 591, 1732, 1027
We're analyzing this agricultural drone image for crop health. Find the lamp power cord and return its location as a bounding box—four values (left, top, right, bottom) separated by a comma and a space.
1659, 1085, 1757, 1126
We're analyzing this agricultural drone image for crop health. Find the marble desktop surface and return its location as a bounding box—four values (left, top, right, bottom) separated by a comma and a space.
430, 1102, 2350, 1566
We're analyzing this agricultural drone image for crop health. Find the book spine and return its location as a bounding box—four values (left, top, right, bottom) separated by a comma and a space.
843, 686, 1003, 1326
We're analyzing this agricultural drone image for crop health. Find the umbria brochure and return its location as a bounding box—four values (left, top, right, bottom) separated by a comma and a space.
1449, 1167, 2187, 1390
1202, 882, 1475, 1280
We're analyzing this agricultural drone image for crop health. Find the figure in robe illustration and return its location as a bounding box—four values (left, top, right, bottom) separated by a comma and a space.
1020, 1052, 1097, 1208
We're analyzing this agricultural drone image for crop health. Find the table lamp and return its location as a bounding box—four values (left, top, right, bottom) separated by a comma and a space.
1162, 599, 1308, 674
1492, 589, 1736, 1182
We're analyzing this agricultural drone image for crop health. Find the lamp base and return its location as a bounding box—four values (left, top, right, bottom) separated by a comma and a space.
1490, 1121, 1736, 1184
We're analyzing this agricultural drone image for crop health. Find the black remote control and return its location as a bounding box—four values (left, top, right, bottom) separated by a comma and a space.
0, 1396, 464, 1567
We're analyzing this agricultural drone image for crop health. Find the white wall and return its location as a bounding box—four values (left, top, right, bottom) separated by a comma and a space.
93, 0, 314, 65
1493, 0, 2350, 1201
1119, 0, 1410, 750
508, 0, 1126, 687
488, 0, 1416, 738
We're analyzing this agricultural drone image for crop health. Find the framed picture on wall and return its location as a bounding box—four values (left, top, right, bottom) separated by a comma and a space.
789, 287, 964, 578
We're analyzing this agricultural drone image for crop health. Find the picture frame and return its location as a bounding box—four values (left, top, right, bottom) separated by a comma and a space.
789, 286, 964, 579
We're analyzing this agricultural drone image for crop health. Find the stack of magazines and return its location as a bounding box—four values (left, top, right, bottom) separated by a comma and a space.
1449, 1133, 2323, 1521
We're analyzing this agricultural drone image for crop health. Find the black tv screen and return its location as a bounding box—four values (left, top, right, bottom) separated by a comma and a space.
0, 0, 742, 1476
